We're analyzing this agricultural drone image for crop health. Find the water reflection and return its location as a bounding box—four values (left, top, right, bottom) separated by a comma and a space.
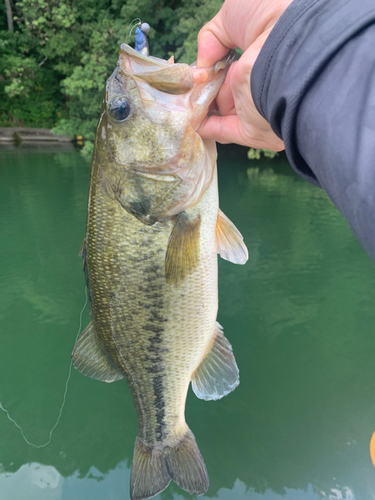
0, 463, 62, 499
0, 462, 129, 500
0, 465, 367, 500
1, 146, 375, 499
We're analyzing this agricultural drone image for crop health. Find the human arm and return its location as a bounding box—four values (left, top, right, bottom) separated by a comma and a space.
251, 0, 375, 259
198, 0, 375, 261
197, 0, 291, 151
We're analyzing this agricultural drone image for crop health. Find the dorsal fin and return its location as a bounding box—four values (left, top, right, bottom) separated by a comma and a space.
71, 322, 124, 383
216, 209, 248, 264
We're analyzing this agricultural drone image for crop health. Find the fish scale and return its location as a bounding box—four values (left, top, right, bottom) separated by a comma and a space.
87, 166, 218, 445
71, 43, 248, 500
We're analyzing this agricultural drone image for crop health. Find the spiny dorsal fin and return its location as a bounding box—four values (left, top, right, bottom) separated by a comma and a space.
165, 212, 201, 285
71, 321, 124, 383
192, 322, 239, 401
216, 209, 248, 264
78, 238, 86, 257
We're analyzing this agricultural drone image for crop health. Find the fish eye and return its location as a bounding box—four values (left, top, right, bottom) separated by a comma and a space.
108, 96, 132, 122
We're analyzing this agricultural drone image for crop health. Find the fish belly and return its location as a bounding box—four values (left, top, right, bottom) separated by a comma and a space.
86, 166, 219, 447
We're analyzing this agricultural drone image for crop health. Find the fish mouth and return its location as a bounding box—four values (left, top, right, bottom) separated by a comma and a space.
118, 43, 235, 96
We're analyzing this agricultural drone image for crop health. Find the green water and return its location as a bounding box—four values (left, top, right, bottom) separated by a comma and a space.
1, 145, 375, 500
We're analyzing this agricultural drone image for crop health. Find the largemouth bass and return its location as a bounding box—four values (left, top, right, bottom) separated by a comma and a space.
72, 43, 248, 500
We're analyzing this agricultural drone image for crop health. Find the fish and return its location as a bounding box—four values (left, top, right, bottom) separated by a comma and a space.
71, 42, 248, 500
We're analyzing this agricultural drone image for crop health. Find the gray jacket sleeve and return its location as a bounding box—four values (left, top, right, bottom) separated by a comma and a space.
251, 0, 375, 260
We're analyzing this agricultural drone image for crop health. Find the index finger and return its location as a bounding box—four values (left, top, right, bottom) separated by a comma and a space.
197, 11, 235, 68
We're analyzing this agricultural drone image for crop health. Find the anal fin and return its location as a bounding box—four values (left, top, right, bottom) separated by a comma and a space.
216, 208, 248, 264
192, 322, 239, 401
71, 321, 124, 383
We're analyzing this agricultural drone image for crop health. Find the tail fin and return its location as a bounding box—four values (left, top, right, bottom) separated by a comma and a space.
130, 429, 209, 500
130, 438, 170, 500
165, 429, 209, 495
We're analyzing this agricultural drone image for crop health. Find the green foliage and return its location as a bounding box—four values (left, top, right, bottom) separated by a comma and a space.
0, 0, 224, 137
247, 148, 278, 161
167, 0, 223, 63
0, 0, 8, 30
0, 30, 64, 127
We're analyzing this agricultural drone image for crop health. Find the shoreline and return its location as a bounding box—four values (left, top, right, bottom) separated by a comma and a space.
0, 127, 73, 144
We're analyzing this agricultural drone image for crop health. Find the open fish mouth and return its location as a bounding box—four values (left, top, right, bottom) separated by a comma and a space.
118, 43, 235, 96
110, 43, 235, 149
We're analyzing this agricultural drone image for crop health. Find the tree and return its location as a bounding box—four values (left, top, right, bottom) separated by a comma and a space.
0, 0, 224, 150
4, 0, 13, 31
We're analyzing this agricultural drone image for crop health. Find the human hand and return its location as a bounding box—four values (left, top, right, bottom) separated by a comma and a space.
197, 0, 293, 150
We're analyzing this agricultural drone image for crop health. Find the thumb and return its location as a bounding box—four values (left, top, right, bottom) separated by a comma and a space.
197, 11, 235, 68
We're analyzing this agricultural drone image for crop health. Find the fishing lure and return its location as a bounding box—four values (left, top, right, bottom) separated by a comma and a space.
134, 22, 150, 56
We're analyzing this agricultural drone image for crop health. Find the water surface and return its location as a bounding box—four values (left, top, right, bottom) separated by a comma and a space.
1, 145, 375, 500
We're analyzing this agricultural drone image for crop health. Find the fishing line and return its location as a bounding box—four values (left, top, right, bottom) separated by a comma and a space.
0, 287, 88, 448
127, 18, 141, 43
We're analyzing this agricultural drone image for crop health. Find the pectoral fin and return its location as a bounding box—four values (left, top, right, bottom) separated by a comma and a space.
71, 322, 124, 383
165, 212, 201, 285
216, 209, 248, 264
192, 322, 239, 401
